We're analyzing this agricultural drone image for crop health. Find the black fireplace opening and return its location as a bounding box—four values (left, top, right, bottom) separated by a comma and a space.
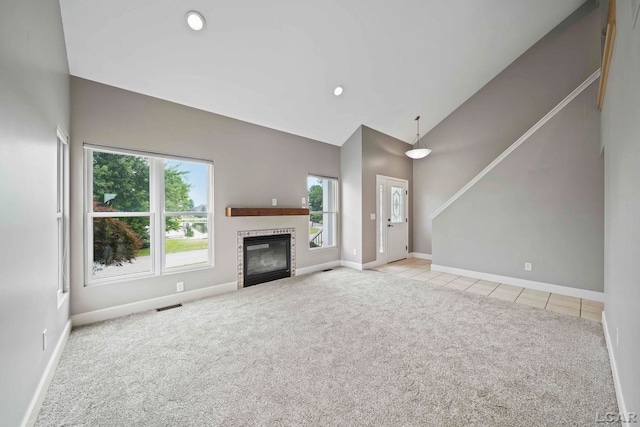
243, 234, 291, 287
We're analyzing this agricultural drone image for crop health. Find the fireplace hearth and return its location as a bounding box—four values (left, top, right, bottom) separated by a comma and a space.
237, 228, 296, 288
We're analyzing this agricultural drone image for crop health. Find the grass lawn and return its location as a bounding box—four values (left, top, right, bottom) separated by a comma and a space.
138, 238, 208, 256
310, 227, 320, 235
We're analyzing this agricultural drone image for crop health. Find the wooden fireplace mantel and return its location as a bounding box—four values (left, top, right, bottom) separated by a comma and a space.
225, 207, 309, 217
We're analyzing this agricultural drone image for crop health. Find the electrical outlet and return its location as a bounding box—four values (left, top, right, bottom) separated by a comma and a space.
272, 198, 277, 206
524, 262, 532, 271
353, 249, 357, 256
301, 197, 306, 205
370, 213, 376, 220
42, 329, 47, 351
177, 282, 184, 293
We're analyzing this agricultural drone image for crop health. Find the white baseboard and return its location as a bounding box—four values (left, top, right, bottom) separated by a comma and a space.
340, 260, 363, 270
297, 260, 342, 275
22, 320, 72, 427
602, 311, 629, 421
340, 259, 383, 271
342, 256, 431, 270
430, 264, 604, 302
364, 259, 384, 269
71, 281, 238, 327
73, 260, 349, 327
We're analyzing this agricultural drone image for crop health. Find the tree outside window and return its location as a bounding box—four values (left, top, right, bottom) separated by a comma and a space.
308, 175, 337, 249
87, 147, 213, 283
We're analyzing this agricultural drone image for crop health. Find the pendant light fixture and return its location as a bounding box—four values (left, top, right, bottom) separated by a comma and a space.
405, 116, 431, 159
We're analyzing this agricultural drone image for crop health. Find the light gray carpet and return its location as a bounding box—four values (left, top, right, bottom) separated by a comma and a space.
36, 268, 617, 426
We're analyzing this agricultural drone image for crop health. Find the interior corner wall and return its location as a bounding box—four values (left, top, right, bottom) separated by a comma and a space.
69, 77, 341, 316
361, 126, 413, 264
601, 0, 640, 413
412, 1, 600, 254
433, 82, 603, 292
0, 1, 71, 425
340, 126, 363, 264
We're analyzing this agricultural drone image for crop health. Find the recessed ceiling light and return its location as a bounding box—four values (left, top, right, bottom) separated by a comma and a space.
186, 11, 206, 31
334, 86, 344, 96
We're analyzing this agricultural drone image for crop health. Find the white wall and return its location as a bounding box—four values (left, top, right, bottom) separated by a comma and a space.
0, 1, 70, 425
601, 0, 640, 414
340, 127, 363, 264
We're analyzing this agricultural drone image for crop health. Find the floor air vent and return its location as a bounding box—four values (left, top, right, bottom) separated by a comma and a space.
156, 303, 182, 312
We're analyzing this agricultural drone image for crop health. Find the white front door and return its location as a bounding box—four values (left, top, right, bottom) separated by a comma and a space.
377, 176, 408, 263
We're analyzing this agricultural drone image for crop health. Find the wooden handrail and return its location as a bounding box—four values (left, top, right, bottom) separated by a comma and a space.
597, 0, 616, 109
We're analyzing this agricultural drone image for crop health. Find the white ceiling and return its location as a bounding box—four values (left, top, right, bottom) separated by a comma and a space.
59, 0, 585, 146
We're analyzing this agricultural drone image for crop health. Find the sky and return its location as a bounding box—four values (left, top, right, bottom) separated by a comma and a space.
166, 160, 208, 208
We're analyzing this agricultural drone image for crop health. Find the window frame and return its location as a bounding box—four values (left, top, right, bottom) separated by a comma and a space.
84, 144, 214, 285
160, 158, 214, 273
307, 174, 339, 251
57, 127, 70, 305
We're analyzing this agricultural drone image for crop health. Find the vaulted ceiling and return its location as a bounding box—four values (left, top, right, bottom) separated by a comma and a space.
59, 0, 585, 146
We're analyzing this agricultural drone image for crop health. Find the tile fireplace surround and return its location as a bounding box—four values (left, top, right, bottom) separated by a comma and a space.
237, 228, 296, 289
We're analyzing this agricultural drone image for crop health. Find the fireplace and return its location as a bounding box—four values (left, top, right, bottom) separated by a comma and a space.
237, 228, 296, 288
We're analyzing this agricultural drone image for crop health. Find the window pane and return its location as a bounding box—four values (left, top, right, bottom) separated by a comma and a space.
165, 215, 209, 269
58, 139, 66, 292
307, 176, 336, 212
391, 186, 403, 223
310, 213, 337, 249
93, 151, 149, 212
308, 176, 337, 249
57, 141, 63, 213
92, 216, 151, 280
322, 212, 336, 247
379, 184, 384, 253
58, 218, 63, 291
164, 160, 208, 212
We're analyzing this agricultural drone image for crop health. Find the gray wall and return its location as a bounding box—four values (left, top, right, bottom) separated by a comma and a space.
413, 1, 600, 255
361, 126, 413, 264
340, 125, 413, 265
0, 0, 71, 425
601, 0, 640, 413
433, 83, 603, 292
340, 127, 363, 264
70, 77, 341, 315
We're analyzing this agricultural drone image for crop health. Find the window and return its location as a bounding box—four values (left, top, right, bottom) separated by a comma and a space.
163, 160, 210, 269
308, 175, 338, 249
57, 128, 69, 299
390, 185, 404, 223
379, 183, 384, 254
85, 145, 213, 284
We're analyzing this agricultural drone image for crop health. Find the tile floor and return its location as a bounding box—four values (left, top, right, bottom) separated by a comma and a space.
372, 258, 604, 322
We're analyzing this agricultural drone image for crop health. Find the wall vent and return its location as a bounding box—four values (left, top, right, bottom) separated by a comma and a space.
156, 303, 182, 312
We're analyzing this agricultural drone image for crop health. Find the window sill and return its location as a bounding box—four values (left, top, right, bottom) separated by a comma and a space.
308, 245, 338, 252
85, 264, 214, 287
57, 291, 68, 309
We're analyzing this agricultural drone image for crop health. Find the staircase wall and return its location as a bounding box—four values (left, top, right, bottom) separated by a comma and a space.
412, 1, 600, 255
432, 82, 603, 292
